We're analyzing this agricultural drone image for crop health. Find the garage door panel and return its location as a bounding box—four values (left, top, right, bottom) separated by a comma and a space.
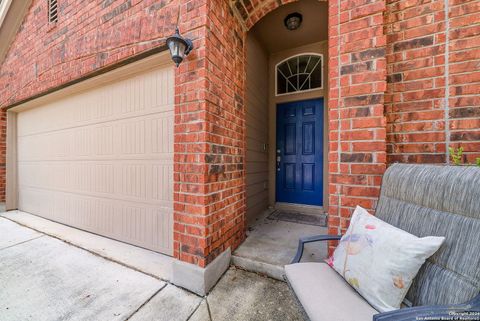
18, 187, 173, 254
17, 66, 174, 255
18, 161, 172, 206
18, 188, 55, 219
18, 112, 173, 162
17, 70, 173, 138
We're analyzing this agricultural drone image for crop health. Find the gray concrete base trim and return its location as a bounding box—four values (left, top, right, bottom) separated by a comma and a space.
231, 255, 285, 281
172, 248, 231, 296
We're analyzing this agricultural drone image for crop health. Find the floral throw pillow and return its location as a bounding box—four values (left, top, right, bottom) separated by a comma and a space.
327, 206, 445, 312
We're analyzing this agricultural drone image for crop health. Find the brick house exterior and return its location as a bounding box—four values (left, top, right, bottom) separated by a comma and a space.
0, 0, 479, 291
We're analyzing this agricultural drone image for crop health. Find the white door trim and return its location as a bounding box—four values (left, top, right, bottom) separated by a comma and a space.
6, 110, 17, 210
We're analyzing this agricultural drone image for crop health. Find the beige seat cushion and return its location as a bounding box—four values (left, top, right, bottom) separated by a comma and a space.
285, 262, 378, 321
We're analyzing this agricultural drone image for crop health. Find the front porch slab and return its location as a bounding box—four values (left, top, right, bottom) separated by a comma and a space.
232, 210, 328, 280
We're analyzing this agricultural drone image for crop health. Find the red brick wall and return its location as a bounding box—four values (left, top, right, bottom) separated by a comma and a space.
1, 0, 479, 265
448, 0, 480, 164
0, 0, 184, 205
0, 0, 220, 266
0, 0, 389, 263
386, 0, 480, 164
203, 0, 247, 266
0, 0, 181, 106
386, 0, 447, 164
0, 0, 246, 267
173, 1, 210, 267
174, 0, 247, 267
327, 0, 387, 253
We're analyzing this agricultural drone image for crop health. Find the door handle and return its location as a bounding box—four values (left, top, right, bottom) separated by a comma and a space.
276, 149, 281, 171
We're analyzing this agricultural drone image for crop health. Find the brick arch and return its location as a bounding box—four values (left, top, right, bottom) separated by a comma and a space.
232, 0, 328, 31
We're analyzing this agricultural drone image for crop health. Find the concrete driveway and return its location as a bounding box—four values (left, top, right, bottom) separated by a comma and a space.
0, 217, 303, 321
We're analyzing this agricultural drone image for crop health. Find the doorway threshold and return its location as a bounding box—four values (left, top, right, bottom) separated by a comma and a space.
268, 209, 326, 226
275, 202, 326, 215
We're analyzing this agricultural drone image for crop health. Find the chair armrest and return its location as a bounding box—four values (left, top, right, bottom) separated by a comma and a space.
373, 295, 480, 321
291, 234, 342, 264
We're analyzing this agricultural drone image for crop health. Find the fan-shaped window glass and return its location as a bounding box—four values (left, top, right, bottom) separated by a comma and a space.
276, 54, 323, 95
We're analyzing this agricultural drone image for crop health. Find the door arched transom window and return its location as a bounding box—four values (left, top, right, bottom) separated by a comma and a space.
276, 54, 323, 96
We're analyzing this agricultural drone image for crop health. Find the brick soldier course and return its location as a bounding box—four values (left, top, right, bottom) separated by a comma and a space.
0, 0, 479, 268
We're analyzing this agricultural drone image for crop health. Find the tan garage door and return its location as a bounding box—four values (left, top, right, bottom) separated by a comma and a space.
16, 64, 174, 255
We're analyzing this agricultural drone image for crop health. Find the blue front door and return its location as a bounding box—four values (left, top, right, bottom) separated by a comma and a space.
276, 98, 324, 206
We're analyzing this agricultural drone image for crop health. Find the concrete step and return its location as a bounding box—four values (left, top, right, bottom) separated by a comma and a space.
231, 255, 285, 281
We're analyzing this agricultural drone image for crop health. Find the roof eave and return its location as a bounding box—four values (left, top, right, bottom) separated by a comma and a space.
0, 0, 33, 66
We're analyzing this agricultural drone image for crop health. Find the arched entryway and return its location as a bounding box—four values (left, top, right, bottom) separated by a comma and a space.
232, 0, 331, 276
244, 0, 329, 224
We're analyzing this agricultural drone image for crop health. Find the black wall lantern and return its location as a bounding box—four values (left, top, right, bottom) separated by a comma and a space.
166, 27, 194, 67
284, 12, 303, 31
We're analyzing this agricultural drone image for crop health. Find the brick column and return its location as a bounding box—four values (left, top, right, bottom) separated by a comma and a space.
173, 0, 246, 267
173, 0, 209, 267
327, 0, 388, 253
201, 0, 247, 266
